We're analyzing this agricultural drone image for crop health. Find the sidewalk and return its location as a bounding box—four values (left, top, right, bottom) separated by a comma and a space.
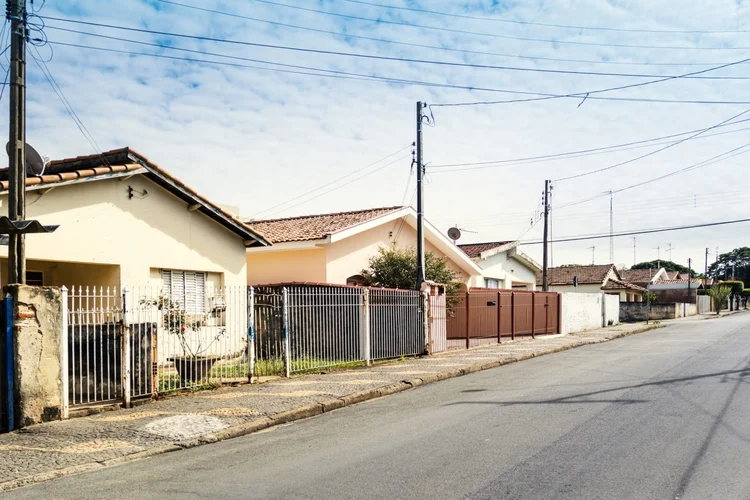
0, 321, 659, 492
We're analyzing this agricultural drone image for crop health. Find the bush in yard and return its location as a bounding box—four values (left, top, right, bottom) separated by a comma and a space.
361, 245, 461, 292
707, 285, 732, 315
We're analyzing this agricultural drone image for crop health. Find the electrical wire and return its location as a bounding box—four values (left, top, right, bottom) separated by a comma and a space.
153, 0, 745, 68
245, 0, 750, 51
519, 218, 750, 245
48, 40, 750, 107
41, 19, 750, 80
554, 107, 750, 181
248, 145, 411, 219
335, 0, 750, 35
429, 119, 750, 171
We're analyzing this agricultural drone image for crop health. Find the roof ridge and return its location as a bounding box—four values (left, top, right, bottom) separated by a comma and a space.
246, 206, 406, 224
457, 240, 514, 248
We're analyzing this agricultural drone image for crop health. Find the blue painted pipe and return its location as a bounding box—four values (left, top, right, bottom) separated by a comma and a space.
3, 296, 14, 431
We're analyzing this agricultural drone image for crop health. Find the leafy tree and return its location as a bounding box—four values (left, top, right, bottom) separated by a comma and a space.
707, 285, 732, 315
631, 260, 696, 277
708, 247, 750, 284
361, 246, 461, 293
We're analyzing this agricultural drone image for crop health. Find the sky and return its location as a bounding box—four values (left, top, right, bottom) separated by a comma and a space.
4, 0, 750, 272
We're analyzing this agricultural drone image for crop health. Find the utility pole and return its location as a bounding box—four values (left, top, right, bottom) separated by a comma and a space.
715, 247, 719, 281
687, 258, 692, 305
542, 180, 550, 291
608, 191, 614, 264
587, 246, 595, 265
631, 237, 636, 267
415, 101, 425, 289
654, 246, 661, 269
7, 0, 27, 284
704, 247, 709, 287
666, 243, 673, 262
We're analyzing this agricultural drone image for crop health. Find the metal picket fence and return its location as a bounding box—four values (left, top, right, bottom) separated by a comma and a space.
253, 284, 426, 376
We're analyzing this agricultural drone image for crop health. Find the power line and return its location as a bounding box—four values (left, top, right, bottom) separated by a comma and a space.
429, 119, 750, 171
47, 40, 750, 107
152, 0, 747, 68
519, 218, 750, 245
554, 107, 750, 181
245, 0, 750, 50
335, 0, 750, 35
42, 20, 750, 81
248, 145, 411, 219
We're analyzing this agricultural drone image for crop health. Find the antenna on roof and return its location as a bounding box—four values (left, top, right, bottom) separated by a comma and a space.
6, 142, 49, 176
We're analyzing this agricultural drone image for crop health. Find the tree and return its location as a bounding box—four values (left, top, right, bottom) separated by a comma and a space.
707, 285, 732, 315
631, 260, 696, 277
361, 245, 461, 292
719, 280, 744, 311
708, 247, 750, 284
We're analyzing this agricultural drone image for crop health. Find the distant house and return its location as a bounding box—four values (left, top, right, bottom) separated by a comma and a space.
457, 241, 540, 290
618, 268, 669, 289
0, 148, 268, 294
538, 264, 647, 302
245, 206, 485, 287
650, 277, 703, 304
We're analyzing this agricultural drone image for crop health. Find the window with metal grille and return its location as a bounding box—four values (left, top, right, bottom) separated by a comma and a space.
161, 270, 206, 313
26, 271, 44, 286
484, 278, 500, 289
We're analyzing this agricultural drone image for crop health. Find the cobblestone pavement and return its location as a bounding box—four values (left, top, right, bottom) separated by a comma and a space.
0, 321, 664, 490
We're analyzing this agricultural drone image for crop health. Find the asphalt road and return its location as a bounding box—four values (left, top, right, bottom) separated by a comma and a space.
7, 313, 750, 500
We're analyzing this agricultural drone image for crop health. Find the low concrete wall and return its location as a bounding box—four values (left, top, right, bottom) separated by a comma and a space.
5, 285, 63, 427
561, 293, 619, 334
620, 302, 698, 322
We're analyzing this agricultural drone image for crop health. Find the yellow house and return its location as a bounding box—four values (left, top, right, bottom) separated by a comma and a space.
245, 206, 485, 286
0, 147, 268, 291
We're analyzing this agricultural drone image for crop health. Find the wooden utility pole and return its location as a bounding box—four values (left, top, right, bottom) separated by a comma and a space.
7, 0, 27, 284
704, 247, 709, 287
542, 180, 550, 291
415, 101, 425, 289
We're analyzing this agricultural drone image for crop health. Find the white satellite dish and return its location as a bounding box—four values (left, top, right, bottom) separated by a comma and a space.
447, 227, 462, 243
5, 142, 49, 176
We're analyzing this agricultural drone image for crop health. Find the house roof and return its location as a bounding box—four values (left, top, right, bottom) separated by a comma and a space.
538, 264, 616, 286
666, 271, 680, 280
655, 278, 703, 285
246, 206, 404, 243
0, 148, 269, 247
619, 268, 662, 284
458, 241, 515, 259
602, 278, 648, 293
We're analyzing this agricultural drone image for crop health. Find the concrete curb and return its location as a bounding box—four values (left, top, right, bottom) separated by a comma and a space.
0, 323, 660, 493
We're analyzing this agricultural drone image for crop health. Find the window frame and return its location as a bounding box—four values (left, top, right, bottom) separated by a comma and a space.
161, 269, 207, 314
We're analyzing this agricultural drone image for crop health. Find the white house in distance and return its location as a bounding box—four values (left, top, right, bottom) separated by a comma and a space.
539, 264, 647, 302
0, 147, 269, 294
457, 241, 540, 290
245, 206, 485, 287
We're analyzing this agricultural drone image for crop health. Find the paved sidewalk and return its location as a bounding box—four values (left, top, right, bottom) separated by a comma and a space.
0, 321, 660, 492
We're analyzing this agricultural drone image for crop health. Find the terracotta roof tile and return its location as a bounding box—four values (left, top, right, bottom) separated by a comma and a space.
655, 278, 702, 285
537, 264, 615, 286
247, 207, 404, 243
602, 278, 648, 293
458, 241, 515, 259
619, 268, 661, 284
666, 271, 680, 280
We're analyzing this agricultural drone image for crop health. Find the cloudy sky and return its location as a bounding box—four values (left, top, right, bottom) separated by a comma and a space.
5, 0, 750, 271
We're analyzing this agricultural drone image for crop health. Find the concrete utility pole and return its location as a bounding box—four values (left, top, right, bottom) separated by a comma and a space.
687, 258, 692, 304
705, 247, 709, 287
7, 0, 27, 284
415, 101, 425, 289
654, 246, 661, 269
609, 191, 614, 264
588, 246, 595, 265
666, 243, 673, 262
542, 180, 551, 291
631, 237, 637, 267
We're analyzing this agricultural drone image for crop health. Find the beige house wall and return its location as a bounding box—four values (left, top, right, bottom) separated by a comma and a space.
475, 252, 538, 290
0, 175, 248, 287
246, 248, 327, 285
325, 222, 473, 285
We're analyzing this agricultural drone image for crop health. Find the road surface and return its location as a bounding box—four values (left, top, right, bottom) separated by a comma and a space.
7, 313, 750, 499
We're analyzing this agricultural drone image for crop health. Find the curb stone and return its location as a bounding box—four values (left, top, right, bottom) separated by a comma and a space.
0, 323, 662, 493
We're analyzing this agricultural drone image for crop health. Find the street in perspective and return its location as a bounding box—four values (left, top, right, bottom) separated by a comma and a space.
1, 0, 750, 499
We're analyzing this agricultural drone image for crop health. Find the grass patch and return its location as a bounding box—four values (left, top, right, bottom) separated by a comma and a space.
253, 356, 366, 376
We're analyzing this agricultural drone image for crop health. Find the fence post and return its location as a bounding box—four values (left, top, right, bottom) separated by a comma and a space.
281, 287, 291, 378
361, 288, 371, 366
531, 293, 536, 339
121, 288, 131, 409
247, 286, 256, 382
422, 288, 430, 355
3, 295, 15, 431
510, 292, 516, 341
545, 294, 550, 334
60, 286, 69, 420
497, 290, 502, 344
465, 291, 471, 350
557, 293, 563, 334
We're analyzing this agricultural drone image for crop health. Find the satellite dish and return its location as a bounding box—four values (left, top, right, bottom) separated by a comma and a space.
447, 227, 462, 243
5, 142, 49, 176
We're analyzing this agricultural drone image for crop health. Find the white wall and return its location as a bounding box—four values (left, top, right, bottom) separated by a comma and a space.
561, 292, 620, 334
604, 294, 620, 326
475, 251, 538, 289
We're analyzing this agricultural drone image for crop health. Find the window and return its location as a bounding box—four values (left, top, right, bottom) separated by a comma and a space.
26, 271, 44, 286
162, 270, 206, 313
485, 278, 500, 289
